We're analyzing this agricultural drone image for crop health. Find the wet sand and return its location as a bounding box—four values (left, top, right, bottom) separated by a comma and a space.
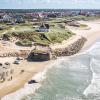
0, 60, 51, 98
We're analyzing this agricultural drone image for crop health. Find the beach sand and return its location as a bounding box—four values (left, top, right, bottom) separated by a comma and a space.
0, 60, 51, 98
69, 20, 100, 50
1, 20, 100, 98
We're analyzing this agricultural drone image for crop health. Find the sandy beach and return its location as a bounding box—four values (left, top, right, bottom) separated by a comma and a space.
1, 20, 100, 99
0, 60, 51, 98
69, 20, 100, 50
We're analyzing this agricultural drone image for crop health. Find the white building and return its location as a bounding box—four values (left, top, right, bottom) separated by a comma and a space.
37, 23, 50, 32
3, 14, 12, 22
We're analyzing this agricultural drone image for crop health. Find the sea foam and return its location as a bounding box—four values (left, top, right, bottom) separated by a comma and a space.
1, 60, 57, 100
2, 66, 49, 100
83, 41, 100, 98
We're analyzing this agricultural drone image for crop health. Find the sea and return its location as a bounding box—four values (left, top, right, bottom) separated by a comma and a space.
2, 40, 100, 100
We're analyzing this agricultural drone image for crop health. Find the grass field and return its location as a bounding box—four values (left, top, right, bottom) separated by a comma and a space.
15, 26, 74, 46
0, 21, 75, 46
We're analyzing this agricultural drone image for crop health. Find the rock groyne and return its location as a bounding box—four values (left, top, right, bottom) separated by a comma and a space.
51, 36, 87, 57
0, 50, 30, 57
0, 36, 87, 59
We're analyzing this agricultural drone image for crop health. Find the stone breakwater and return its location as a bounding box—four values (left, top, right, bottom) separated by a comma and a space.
51, 36, 87, 57
0, 50, 30, 57
0, 36, 87, 59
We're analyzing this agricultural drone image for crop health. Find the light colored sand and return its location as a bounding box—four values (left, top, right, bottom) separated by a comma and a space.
0, 57, 16, 64
68, 20, 100, 50
0, 60, 50, 97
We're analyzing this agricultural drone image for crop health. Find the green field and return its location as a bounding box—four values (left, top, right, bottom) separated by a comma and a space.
0, 19, 76, 46
5, 24, 74, 46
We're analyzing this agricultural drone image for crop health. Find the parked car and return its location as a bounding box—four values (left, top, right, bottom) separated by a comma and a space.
14, 60, 20, 64
16, 57, 23, 60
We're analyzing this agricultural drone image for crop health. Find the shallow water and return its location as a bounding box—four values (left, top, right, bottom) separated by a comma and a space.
2, 41, 100, 100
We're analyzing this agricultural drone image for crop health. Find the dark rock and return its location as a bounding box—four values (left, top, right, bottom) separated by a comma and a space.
28, 80, 38, 84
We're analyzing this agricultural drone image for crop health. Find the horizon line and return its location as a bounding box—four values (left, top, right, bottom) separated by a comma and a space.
0, 8, 100, 10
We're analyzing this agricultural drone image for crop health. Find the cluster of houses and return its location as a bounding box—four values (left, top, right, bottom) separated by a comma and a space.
24, 10, 99, 18
0, 9, 99, 24
0, 13, 25, 23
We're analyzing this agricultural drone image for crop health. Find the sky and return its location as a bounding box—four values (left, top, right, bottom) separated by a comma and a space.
0, 0, 100, 9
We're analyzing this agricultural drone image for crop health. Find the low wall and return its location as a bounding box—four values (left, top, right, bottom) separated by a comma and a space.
0, 36, 87, 59
51, 36, 87, 57
0, 50, 30, 57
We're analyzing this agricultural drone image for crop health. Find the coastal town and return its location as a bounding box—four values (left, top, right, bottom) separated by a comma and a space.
0, 9, 100, 98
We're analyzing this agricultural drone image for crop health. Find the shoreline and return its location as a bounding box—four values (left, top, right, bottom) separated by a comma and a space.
2, 58, 61, 100
1, 19, 100, 99
0, 35, 85, 99
0, 60, 52, 98
2, 39, 99, 100
72, 20, 100, 51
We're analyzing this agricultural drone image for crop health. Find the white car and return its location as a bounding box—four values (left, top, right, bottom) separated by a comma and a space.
14, 60, 20, 64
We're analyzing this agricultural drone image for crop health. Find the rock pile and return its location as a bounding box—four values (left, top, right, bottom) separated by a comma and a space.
0, 36, 86, 60
52, 37, 87, 57
0, 50, 30, 57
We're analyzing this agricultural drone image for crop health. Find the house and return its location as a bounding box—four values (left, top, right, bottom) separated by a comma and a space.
36, 23, 50, 32
15, 16, 25, 23
3, 14, 12, 22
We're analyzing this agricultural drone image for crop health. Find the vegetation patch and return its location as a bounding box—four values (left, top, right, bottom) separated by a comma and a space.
32, 49, 48, 54
16, 39, 32, 46
80, 24, 88, 28
4, 24, 75, 46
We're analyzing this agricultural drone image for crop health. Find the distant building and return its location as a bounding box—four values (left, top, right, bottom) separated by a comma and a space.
47, 13, 57, 18
3, 14, 12, 22
15, 16, 25, 23
0, 19, 4, 22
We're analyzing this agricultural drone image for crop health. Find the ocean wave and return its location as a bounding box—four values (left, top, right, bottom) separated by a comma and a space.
83, 58, 100, 96
83, 41, 100, 99
1, 60, 59, 100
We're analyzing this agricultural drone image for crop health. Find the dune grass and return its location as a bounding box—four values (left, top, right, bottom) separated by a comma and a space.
4, 24, 75, 46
